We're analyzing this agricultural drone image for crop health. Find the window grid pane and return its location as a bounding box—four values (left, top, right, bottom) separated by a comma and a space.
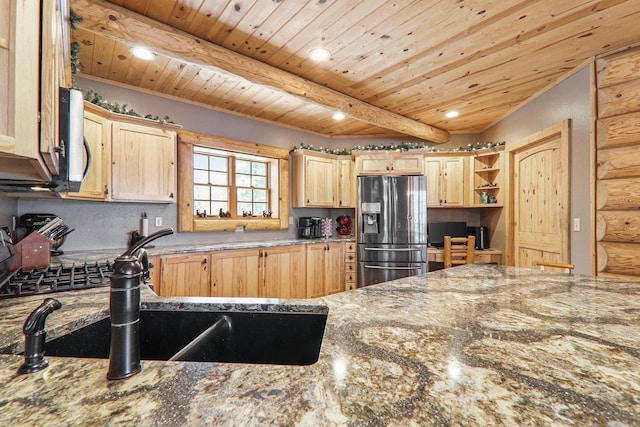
193, 151, 271, 217
193, 154, 230, 215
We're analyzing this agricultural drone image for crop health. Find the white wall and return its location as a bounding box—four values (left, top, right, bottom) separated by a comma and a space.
481, 66, 591, 274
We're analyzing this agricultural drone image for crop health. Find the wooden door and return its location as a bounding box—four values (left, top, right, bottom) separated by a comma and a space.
304, 155, 336, 206
111, 122, 176, 202
325, 242, 345, 295
261, 246, 306, 299
160, 253, 210, 297
442, 157, 465, 207
506, 121, 570, 267
211, 249, 260, 297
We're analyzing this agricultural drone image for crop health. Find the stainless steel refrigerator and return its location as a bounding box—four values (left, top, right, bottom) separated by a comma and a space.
357, 175, 427, 287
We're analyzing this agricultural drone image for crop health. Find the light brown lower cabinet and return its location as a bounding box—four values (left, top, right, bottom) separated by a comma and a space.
156, 242, 348, 298
208, 245, 307, 298
306, 242, 345, 298
158, 253, 210, 297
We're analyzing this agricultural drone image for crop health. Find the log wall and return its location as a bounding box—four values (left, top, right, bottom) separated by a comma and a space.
596, 47, 640, 278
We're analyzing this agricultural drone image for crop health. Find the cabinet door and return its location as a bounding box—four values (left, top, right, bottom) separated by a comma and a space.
425, 158, 443, 207
39, 0, 71, 175
442, 157, 465, 207
304, 156, 336, 207
306, 244, 326, 298
111, 122, 176, 202
211, 249, 261, 297
0, 0, 43, 180
160, 254, 210, 297
356, 154, 389, 174
261, 245, 306, 299
325, 242, 345, 295
390, 153, 423, 174
64, 107, 110, 200
337, 158, 354, 208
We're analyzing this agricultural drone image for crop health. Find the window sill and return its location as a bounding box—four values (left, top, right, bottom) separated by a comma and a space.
192, 217, 288, 232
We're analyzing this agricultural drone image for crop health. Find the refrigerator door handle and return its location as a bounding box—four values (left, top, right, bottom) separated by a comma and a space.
364, 265, 424, 270
364, 247, 424, 252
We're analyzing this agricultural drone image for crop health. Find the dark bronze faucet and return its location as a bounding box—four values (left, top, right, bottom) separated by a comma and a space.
18, 298, 62, 374
107, 228, 173, 380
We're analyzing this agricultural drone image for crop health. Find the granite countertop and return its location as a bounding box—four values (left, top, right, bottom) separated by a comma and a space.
53, 236, 356, 264
1, 264, 639, 425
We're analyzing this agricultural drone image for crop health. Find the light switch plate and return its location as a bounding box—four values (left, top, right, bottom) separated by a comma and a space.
155, 216, 163, 227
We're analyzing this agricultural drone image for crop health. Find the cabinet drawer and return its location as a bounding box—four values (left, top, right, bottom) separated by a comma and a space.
345, 242, 356, 253
474, 253, 501, 264
345, 262, 356, 273
345, 272, 357, 283
345, 251, 356, 262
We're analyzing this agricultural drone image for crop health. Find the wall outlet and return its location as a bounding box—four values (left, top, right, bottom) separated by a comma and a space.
573, 217, 580, 232
289, 216, 294, 225
155, 216, 163, 227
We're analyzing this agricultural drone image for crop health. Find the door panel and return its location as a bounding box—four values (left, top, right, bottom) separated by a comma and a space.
508, 121, 570, 268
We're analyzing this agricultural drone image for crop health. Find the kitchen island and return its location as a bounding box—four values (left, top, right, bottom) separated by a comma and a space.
0, 264, 639, 425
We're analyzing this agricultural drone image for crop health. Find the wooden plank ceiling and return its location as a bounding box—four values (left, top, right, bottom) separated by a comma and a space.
71, 0, 640, 142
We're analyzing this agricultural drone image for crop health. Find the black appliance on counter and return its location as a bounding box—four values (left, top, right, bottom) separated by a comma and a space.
298, 217, 321, 239
467, 226, 490, 250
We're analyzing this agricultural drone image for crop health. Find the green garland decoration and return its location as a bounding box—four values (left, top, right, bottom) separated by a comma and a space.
290, 140, 505, 155
70, 9, 83, 88
84, 88, 174, 124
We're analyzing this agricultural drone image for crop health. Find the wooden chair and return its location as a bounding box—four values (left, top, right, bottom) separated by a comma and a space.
535, 261, 575, 274
443, 235, 475, 268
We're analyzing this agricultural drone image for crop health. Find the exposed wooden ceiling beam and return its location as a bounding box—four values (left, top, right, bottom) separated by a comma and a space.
72, 0, 450, 143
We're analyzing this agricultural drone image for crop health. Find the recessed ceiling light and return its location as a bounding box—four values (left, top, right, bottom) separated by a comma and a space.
445, 110, 459, 118
309, 47, 331, 61
332, 111, 345, 121
130, 46, 155, 61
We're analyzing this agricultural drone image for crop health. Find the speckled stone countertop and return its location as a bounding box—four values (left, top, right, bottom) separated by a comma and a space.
1, 264, 639, 426
54, 237, 355, 264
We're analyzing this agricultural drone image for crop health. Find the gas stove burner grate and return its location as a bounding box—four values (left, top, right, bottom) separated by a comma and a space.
0, 261, 114, 299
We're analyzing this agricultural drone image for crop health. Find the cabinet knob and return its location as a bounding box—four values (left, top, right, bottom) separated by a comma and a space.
169, 192, 174, 198
202, 258, 207, 264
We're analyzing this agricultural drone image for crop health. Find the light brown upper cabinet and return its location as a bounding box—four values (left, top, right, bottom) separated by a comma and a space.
337, 156, 355, 208
355, 151, 424, 175
111, 121, 177, 202
65, 103, 180, 202
64, 103, 111, 200
292, 150, 355, 208
291, 150, 337, 207
424, 155, 467, 207
0, 1, 70, 184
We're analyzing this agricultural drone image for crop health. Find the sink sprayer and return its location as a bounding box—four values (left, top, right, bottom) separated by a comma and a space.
107, 228, 173, 380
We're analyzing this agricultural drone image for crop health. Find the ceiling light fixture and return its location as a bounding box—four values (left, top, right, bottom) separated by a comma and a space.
332, 111, 345, 121
445, 110, 459, 118
130, 46, 155, 61
309, 47, 331, 61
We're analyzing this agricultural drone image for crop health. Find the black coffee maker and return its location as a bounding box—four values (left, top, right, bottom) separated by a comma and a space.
298, 217, 321, 239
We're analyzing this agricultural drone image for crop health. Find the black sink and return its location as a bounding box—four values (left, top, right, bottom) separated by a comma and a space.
45, 309, 328, 366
